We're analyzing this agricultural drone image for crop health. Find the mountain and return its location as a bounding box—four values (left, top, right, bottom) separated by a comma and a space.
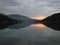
0, 13, 22, 24
0, 13, 17, 29
43, 13, 60, 22
8, 14, 35, 25
7, 14, 35, 29
0, 13, 10, 22
42, 13, 60, 31
0, 13, 36, 29
0, 13, 44, 29
8, 14, 33, 21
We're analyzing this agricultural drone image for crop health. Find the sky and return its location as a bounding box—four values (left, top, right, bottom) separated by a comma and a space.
0, 0, 60, 17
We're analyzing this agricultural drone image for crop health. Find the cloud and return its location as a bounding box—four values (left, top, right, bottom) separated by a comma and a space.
0, 0, 19, 14
0, 0, 60, 17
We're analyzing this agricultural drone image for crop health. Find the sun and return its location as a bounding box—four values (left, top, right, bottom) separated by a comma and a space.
31, 16, 46, 20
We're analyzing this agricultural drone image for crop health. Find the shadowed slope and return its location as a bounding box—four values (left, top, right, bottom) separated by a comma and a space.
43, 13, 60, 22
0, 13, 35, 30
42, 13, 60, 31
0, 13, 22, 30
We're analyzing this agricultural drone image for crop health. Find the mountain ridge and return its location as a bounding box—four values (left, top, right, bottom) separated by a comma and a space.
42, 13, 60, 22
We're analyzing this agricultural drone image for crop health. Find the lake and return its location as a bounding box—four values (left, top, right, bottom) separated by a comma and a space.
0, 23, 60, 45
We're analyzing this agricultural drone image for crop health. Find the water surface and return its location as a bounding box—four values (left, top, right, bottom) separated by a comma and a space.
0, 23, 60, 45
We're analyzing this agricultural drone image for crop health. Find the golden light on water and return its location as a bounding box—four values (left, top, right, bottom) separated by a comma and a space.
31, 23, 46, 28
31, 16, 46, 20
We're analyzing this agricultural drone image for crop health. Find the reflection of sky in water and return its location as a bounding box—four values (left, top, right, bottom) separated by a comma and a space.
31, 23, 46, 28
0, 24, 60, 45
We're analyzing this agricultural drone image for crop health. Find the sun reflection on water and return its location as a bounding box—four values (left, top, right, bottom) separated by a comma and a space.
31, 23, 46, 28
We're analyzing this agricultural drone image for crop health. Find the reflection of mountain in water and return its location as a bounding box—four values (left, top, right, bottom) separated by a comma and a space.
0, 23, 15, 30
0, 13, 35, 30
43, 22, 60, 31
7, 14, 34, 29
0, 13, 60, 31
42, 13, 60, 31
0, 13, 22, 30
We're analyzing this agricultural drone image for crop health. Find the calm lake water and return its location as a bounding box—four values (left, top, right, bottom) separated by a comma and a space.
0, 23, 60, 45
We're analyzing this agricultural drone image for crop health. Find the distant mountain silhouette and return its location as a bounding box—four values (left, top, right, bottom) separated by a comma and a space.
8, 14, 33, 21
0, 13, 22, 30
0, 13, 35, 30
42, 13, 60, 31
8, 14, 35, 24
43, 13, 60, 22
0, 13, 20, 24
0, 13, 10, 22
7, 14, 35, 29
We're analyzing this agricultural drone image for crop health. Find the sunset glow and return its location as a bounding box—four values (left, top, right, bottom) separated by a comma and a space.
31, 16, 46, 20
31, 23, 46, 28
